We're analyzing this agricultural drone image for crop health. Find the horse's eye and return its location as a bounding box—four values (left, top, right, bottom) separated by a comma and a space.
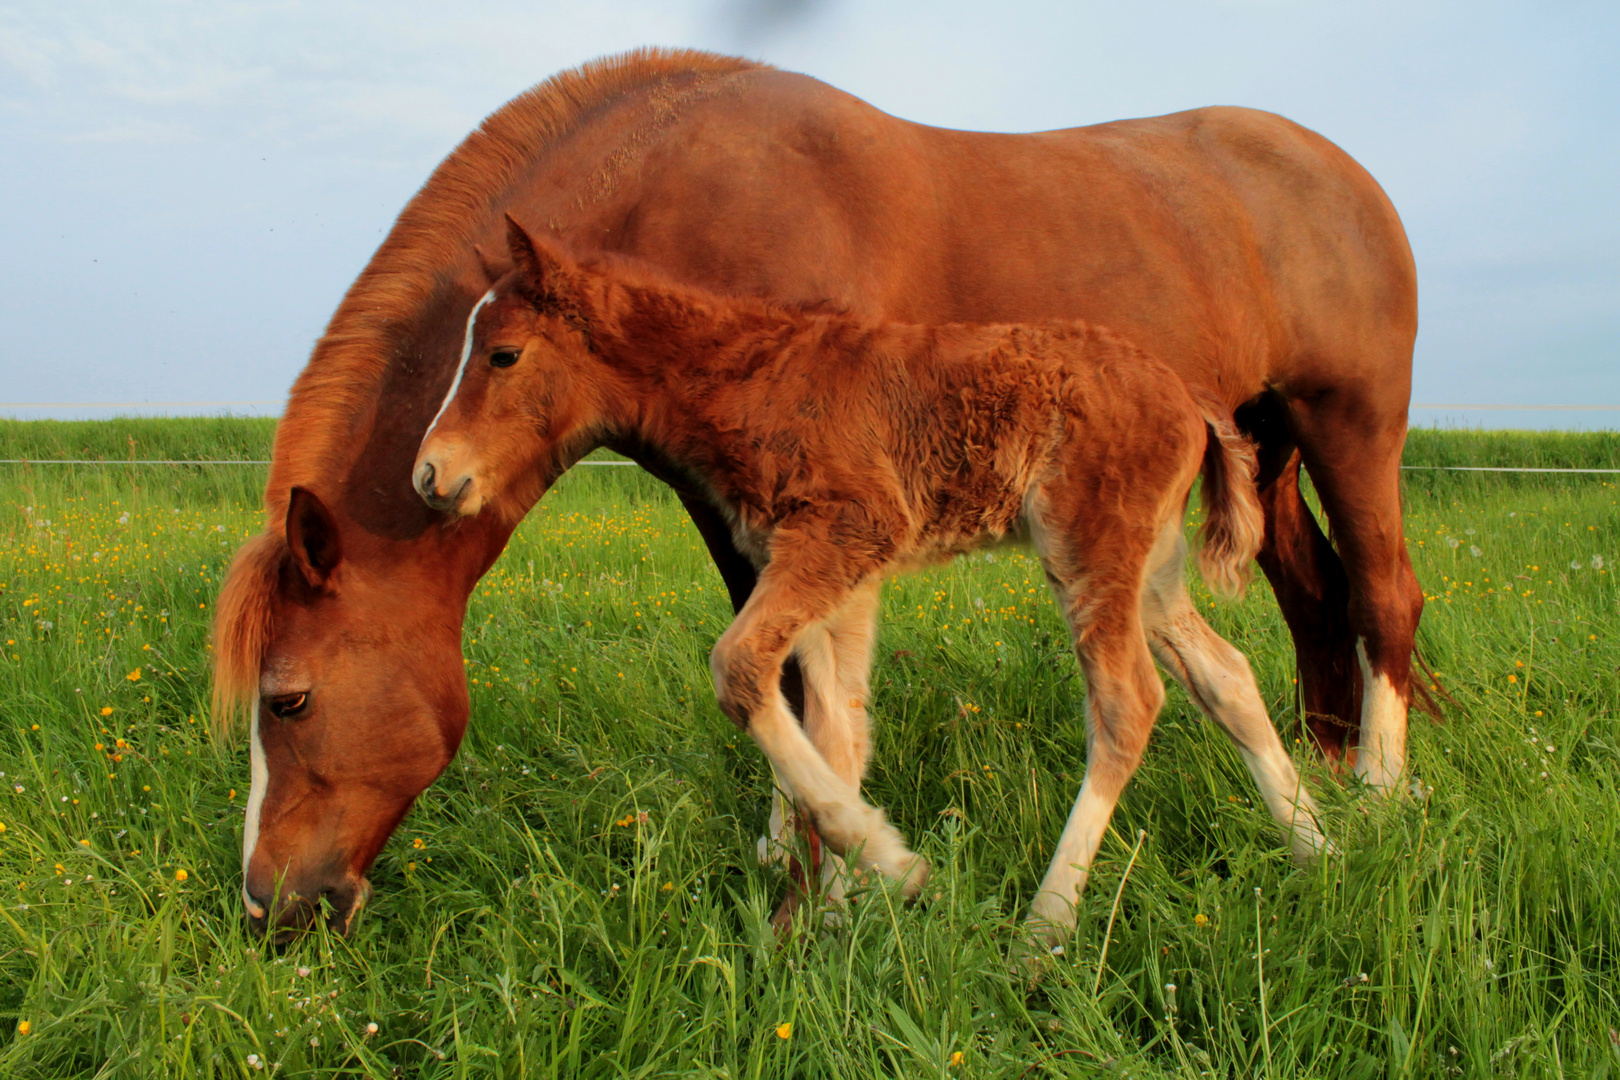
267, 692, 309, 720
489, 349, 520, 368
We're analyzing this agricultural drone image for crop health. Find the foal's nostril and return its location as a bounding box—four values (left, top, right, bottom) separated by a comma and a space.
414, 460, 436, 498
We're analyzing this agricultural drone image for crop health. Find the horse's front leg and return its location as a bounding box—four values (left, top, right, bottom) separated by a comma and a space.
712, 556, 928, 897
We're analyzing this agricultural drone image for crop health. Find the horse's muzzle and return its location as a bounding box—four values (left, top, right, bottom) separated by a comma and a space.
246, 878, 372, 943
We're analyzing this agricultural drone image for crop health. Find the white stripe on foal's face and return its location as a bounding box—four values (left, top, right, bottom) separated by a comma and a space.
422, 289, 497, 444
241, 698, 268, 919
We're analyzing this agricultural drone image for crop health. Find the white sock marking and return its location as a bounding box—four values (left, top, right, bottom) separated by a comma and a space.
1354, 637, 1406, 792
421, 288, 497, 445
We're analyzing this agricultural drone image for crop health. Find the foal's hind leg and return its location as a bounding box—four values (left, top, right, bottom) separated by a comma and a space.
1139, 520, 1331, 860
1025, 521, 1167, 944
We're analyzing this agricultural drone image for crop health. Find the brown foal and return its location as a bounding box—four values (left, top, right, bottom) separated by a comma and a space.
413, 220, 1330, 942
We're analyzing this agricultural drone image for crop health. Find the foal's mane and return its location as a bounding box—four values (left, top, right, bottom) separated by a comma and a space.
213, 49, 770, 727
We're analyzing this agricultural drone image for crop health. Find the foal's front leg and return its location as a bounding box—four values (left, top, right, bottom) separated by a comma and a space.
713, 558, 928, 896
761, 581, 884, 887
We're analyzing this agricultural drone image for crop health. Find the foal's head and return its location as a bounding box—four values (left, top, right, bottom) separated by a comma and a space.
414, 218, 607, 521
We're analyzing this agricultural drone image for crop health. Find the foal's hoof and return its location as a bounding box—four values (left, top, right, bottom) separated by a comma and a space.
895, 854, 931, 901
1009, 924, 1069, 986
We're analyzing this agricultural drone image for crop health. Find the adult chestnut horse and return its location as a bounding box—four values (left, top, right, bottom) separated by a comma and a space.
217, 48, 1422, 936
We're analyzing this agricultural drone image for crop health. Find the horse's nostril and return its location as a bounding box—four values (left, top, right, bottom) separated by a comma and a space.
415, 460, 436, 496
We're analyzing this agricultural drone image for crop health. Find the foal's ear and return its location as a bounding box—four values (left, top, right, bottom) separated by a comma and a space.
285, 487, 343, 590
472, 244, 505, 287
504, 214, 576, 305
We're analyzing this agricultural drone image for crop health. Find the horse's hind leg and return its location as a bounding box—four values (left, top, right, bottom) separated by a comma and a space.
1140, 520, 1331, 859
1240, 397, 1360, 759
1291, 405, 1424, 794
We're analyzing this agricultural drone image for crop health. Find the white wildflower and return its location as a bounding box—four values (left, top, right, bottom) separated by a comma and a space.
1470, 545, 1482, 557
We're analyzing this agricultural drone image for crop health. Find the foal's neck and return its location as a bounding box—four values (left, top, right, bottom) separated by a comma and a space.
603, 277, 822, 376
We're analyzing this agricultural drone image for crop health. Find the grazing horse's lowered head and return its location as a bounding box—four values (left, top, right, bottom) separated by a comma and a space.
216, 486, 485, 941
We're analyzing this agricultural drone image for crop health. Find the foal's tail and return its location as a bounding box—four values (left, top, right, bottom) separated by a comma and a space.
1194, 396, 1265, 600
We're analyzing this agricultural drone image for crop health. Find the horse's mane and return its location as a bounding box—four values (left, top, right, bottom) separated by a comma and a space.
213, 48, 770, 728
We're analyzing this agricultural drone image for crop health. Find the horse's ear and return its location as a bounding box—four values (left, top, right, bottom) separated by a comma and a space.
286, 487, 342, 590
504, 214, 576, 304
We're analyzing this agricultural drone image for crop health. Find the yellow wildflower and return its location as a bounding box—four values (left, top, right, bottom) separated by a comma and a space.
126, 668, 141, 681
1194, 913, 1210, 927
950, 1051, 964, 1067
175, 869, 188, 883
100, 707, 113, 716
776, 1022, 793, 1040
17, 1020, 30, 1036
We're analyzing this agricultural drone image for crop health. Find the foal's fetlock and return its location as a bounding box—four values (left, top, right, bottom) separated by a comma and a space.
856, 817, 930, 899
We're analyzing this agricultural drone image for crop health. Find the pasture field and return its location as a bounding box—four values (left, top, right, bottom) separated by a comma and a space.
0, 417, 1616, 1078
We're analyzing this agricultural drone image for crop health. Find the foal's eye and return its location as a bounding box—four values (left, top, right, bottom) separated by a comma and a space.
489, 349, 520, 368
266, 692, 309, 720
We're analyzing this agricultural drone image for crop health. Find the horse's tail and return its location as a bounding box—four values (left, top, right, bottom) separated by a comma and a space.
1194, 395, 1264, 600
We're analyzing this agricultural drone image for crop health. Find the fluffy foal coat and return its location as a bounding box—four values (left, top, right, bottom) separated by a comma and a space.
415, 220, 1330, 941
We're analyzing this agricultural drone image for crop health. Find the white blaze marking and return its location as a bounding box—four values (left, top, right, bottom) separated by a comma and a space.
421, 289, 497, 445
1354, 637, 1406, 793
241, 698, 268, 918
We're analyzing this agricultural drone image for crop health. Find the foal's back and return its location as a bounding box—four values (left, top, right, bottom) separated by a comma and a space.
704, 307, 1208, 557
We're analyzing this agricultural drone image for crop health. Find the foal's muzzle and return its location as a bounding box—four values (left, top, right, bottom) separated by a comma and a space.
413, 459, 471, 514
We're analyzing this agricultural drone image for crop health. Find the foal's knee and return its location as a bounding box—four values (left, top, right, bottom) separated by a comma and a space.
711, 640, 766, 731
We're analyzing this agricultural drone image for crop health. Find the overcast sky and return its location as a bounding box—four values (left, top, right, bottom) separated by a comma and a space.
2, 1, 1616, 429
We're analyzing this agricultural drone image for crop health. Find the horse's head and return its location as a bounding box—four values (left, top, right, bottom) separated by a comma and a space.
414, 218, 605, 521
218, 487, 475, 941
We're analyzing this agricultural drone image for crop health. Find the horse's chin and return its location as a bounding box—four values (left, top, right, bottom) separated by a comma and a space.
328, 877, 373, 937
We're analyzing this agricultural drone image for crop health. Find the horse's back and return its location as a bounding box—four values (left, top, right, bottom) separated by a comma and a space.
549, 69, 1413, 410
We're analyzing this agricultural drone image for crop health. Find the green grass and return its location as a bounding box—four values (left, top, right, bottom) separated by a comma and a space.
0, 422, 1616, 1078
